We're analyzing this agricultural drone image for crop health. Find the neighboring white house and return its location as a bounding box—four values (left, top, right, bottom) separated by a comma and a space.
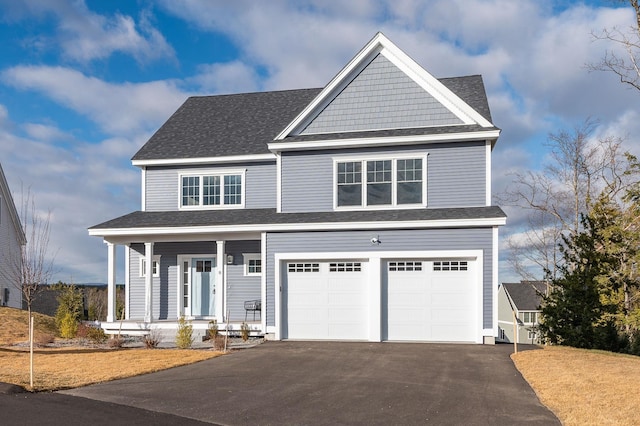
0, 163, 26, 308
497, 281, 547, 344
89, 33, 506, 343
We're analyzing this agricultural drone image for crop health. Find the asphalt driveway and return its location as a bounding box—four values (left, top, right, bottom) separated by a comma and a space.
59, 341, 558, 425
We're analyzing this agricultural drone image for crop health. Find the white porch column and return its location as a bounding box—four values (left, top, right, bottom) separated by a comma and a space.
144, 242, 154, 323
216, 240, 225, 322
106, 242, 117, 323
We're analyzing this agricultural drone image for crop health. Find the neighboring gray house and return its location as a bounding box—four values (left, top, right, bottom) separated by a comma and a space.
89, 33, 506, 343
497, 281, 547, 344
0, 163, 26, 309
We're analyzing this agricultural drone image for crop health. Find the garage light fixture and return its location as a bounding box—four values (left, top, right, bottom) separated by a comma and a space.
226, 254, 234, 265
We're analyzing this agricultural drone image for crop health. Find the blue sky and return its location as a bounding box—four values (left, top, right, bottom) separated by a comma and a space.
0, 0, 638, 283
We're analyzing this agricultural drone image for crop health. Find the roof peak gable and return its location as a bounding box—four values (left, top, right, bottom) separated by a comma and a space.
275, 32, 494, 140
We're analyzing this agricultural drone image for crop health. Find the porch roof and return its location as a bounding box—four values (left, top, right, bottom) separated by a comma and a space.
89, 206, 506, 236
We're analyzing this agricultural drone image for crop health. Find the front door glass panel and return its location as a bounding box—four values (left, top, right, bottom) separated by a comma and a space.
191, 258, 216, 317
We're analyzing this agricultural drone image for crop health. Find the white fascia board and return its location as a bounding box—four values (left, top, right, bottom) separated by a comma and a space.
88, 216, 506, 238
132, 153, 276, 167
269, 130, 500, 152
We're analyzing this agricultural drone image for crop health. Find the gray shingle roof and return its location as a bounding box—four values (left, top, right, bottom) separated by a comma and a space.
90, 206, 506, 231
132, 88, 322, 161
502, 281, 548, 311
439, 75, 493, 123
132, 76, 495, 161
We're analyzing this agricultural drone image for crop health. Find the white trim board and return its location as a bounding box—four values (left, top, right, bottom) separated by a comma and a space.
132, 153, 276, 167
90, 216, 507, 238
269, 130, 500, 153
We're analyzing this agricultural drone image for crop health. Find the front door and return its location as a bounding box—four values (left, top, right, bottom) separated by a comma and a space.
191, 258, 216, 317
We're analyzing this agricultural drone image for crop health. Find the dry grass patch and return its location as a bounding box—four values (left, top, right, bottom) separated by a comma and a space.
512, 346, 640, 426
0, 307, 223, 392
0, 346, 222, 391
0, 307, 57, 345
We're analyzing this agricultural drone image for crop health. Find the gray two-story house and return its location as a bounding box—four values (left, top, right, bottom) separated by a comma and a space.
498, 281, 547, 344
89, 33, 506, 343
0, 163, 26, 309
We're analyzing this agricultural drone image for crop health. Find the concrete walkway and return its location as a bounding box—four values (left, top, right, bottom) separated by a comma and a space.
61, 342, 559, 425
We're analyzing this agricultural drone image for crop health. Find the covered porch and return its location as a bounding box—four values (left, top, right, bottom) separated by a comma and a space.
95, 230, 267, 341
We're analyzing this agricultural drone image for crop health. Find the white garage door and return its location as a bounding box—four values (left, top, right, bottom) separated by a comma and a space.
284, 260, 368, 340
384, 259, 477, 342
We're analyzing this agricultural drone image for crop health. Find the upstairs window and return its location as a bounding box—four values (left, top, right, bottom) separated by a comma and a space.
335, 157, 425, 208
523, 312, 537, 324
180, 170, 244, 209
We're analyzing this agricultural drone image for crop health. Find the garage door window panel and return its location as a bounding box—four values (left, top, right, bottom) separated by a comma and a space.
288, 263, 320, 273
329, 262, 362, 272
433, 261, 468, 271
388, 261, 422, 272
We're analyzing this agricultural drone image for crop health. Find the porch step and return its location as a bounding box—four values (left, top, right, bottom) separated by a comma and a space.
97, 320, 263, 343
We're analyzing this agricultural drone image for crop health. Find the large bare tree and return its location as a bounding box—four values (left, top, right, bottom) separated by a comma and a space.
588, 0, 640, 91
500, 119, 631, 280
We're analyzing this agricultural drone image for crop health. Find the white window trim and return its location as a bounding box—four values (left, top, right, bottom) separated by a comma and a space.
243, 253, 262, 276
178, 168, 246, 210
332, 154, 428, 211
140, 255, 161, 278
522, 311, 538, 324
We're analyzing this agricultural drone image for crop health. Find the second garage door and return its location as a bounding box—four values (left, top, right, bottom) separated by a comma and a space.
284, 260, 368, 340
383, 259, 477, 342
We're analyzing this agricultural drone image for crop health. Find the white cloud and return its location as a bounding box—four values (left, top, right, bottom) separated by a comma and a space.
1, 65, 189, 135
0, 111, 140, 283
191, 61, 260, 94
0, 0, 174, 63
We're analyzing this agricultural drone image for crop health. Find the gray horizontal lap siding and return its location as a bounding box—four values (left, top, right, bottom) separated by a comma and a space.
265, 227, 494, 330
225, 240, 261, 322
128, 241, 260, 322
280, 142, 486, 213
144, 162, 276, 211
0, 196, 22, 308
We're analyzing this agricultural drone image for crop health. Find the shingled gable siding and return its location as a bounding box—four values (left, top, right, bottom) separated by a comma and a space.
300, 53, 462, 134
128, 241, 261, 322
265, 227, 494, 330
144, 162, 276, 211
280, 141, 486, 213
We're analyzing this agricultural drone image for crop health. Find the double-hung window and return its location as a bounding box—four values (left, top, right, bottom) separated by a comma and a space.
335, 156, 426, 208
180, 170, 245, 209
